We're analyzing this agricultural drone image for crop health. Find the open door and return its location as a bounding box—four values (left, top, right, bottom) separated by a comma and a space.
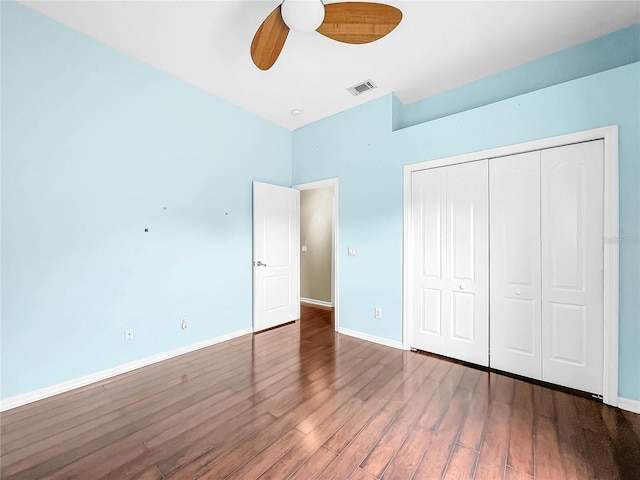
253, 181, 300, 331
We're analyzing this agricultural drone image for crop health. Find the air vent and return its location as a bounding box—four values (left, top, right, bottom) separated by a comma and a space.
347, 79, 377, 96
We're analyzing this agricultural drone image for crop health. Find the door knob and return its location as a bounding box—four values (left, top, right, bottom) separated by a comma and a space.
256, 261, 267, 267
459, 285, 465, 290
515, 290, 522, 296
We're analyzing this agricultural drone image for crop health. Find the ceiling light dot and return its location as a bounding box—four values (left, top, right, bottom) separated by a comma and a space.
291, 109, 302, 116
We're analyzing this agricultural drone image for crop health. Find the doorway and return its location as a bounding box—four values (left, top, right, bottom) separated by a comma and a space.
295, 178, 339, 330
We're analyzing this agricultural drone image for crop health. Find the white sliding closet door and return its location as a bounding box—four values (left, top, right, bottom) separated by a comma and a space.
410, 167, 447, 357
446, 161, 490, 365
489, 151, 542, 379
541, 140, 604, 395
410, 160, 489, 366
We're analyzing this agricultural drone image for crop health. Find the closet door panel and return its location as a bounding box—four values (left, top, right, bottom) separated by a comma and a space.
445, 160, 489, 366
410, 161, 489, 367
541, 140, 604, 395
410, 168, 447, 356
489, 152, 542, 379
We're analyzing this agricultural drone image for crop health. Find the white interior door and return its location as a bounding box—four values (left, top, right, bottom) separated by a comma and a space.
541, 140, 604, 394
253, 181, 300, 332
410, 160, 489, 366
489, 151, 542, 379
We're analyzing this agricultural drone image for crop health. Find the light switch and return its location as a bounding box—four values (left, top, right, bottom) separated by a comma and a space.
301, 245, 307, 252
348, 248, 357, 257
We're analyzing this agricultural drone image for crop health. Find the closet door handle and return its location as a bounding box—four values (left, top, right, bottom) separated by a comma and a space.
515, 290, 522, 296
459, 285, 465, 290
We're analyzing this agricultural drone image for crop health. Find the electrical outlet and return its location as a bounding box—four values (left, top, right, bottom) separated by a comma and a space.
124, 328, 134, 341
375, 308, 382, 319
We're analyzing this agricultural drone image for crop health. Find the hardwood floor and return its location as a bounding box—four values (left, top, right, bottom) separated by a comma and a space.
1, 306, 639, 479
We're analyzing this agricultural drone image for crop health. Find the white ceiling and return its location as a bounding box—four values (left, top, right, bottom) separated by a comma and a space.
19, 1, 640, 130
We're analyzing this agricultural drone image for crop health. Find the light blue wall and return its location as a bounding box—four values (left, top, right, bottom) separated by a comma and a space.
398, 24, 640, 128
1, 2, 291, 399
292, 63, 640, 401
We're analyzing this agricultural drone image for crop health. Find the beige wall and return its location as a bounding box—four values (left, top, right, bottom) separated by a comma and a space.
300, 186, 333, 303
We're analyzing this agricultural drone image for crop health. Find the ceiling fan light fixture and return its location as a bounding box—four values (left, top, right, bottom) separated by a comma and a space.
281, 0, 325, 33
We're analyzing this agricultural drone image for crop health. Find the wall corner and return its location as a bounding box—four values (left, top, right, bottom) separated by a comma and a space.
391, 93, 405, 132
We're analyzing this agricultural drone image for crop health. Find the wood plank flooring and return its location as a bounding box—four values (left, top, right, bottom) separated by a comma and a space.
1, 306, 639, 479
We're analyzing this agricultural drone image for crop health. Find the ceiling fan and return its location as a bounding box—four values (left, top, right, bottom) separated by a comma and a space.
251, 0, 402, 70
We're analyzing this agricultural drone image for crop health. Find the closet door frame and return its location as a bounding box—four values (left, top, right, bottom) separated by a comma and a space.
403, 125, 619, 406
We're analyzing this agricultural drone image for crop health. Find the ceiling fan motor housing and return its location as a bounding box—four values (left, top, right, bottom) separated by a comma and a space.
281, 0, 325, 32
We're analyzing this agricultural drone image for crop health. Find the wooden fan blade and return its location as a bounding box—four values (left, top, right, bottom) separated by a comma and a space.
317, 2, 402, 44
251, 4, 290, 70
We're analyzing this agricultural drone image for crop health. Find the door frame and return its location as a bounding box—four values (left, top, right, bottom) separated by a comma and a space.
294, 178, 340, 331
403, 125, 619, 406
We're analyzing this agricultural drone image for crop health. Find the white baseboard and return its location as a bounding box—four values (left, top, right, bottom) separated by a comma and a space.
0, 327, 253, 412
618, 397, 640, 414
337, 327, 404, 350
301, 297, 333, 308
